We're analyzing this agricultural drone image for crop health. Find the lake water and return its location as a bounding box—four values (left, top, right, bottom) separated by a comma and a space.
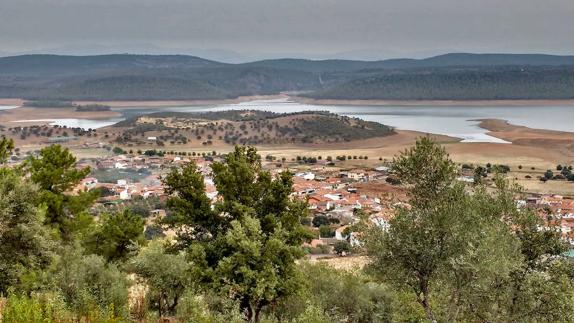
4, 98, 574, 143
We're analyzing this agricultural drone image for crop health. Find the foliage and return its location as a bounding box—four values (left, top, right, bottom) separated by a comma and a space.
163, 145, 311, 322
1, 293, 70, 323
319, 225, 335, 238
367, 137, 574, 322
0, 170, 52, 294
274, 263, 394, 322
24, 144, 97, 239
130, 241, 190, 317
0, 136, 14, 163
333, 241, 352, 255
51, 246, 130, 319
85, 210, 146, 262
392, 136, 456, 207
312, 215, 339, 227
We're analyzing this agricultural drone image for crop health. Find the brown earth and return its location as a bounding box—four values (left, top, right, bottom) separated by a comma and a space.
73, 94, 285, 108
0, 98, 24, 106
0, 107, 121, 125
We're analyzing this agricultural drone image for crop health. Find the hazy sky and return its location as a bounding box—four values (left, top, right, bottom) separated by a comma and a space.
1, 0, 573, 61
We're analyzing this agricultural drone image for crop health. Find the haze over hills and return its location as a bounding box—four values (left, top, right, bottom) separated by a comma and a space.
2, 53, 574, 101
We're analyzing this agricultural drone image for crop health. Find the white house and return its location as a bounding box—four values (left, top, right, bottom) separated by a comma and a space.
115, 162, 127, 169
303, 172, 316, 181
119, 188, 131, 200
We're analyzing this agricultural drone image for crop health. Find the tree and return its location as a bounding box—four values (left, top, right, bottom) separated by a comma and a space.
473, 166, 487, 185
319, 225, 334, 238
131, 241, 189, 317
163, 146, 311, 322
86, 210, 146, 262
367, 138, 522, 322
333, 241, 352, 255
275, 263, 394, 322
392, 136, 456, 207
312, 215, 338, 227
162, 161, 215, 249
53, 246, 130, 318
367, 137, 574, 322
25, 145, 96, 239
0, 170, 52, 293
545, 169, 554, 180
0, 136, 14, 163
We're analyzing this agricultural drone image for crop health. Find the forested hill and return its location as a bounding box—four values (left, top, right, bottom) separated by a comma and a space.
243, 53, 574, 72
304, 66, 574, 100
2, 53, 574, 101
112, 110, 395, 146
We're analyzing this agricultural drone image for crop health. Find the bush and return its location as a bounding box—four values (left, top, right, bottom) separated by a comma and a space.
312, 215, 339, 227
53, 248, 130, 318
1, 293, 70, 323
385, 176, 401, 185
334, 241, 352, 255
319, 225, 335, 238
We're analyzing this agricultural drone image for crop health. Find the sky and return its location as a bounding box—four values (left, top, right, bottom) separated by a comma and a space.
1, 0, 573, 62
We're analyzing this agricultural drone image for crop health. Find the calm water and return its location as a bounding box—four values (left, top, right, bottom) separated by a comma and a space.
5, 98, 574, 143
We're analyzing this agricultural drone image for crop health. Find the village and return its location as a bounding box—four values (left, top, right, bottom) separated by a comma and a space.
34, 148, 571, 259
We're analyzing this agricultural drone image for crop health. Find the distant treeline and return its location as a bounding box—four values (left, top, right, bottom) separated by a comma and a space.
23, 100, 111, 111
305, 66, 574, 100
23, 100, 74, 107
75, 104, 111, 112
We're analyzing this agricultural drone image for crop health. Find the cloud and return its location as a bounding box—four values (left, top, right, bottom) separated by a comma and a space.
1, 0, 573, 60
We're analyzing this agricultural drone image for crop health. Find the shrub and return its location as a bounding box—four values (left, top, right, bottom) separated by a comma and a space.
319, 225, 335, 238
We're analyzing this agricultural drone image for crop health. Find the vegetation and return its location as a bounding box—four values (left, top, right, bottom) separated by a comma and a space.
306, 65, 574, 100
2, 139, 574, 322
5, 54, 574, 101
114, 110, 394, 147
366, 137, 573, 322
75, 104, 111, 112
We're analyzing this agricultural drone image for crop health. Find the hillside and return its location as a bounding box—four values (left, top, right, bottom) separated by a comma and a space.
243, 53, 574, 72
111, 110, 394, 146
3, 53, 574, 100
306, 66, 574, 100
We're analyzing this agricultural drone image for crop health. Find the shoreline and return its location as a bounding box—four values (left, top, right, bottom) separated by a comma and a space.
6, 95, 574, 108
71, 94, 286, 108
291, 96, 574, 107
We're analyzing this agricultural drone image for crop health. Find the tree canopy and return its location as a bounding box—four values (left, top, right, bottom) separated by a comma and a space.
163, 146, 311, 322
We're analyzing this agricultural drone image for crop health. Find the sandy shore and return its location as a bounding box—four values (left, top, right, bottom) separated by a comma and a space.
478, 119, 574, 147
292, 96, 574, 107
73, 94, 285, 108
0, 98, 24, 106
0, 107, 122, 125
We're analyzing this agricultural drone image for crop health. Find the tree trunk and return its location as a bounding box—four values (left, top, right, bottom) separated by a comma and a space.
417, 279, 437, 323
253, 303, 264, 323
446, 287, 461, 323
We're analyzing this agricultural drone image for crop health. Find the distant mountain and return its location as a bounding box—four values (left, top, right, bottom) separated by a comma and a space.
0, 54, 223, 77
243, 53, 574, 73
2, 53, 574, 101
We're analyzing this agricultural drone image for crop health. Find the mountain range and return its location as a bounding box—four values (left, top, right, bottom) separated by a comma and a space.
2, 53, 574, 101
